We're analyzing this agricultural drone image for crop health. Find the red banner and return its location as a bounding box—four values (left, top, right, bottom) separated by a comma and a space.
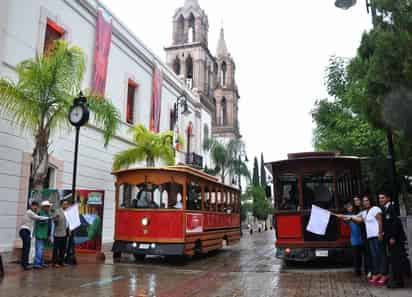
92, 9, 112, 96
150, 64, 163, 132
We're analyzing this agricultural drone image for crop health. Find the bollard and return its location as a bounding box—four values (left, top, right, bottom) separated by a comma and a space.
0, 254, 4, 278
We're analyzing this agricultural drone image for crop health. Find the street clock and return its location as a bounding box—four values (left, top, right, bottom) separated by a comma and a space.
68, 92, 90, 204
69, 93, 90, 127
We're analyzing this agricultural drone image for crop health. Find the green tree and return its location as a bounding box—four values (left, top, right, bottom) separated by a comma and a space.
252, 157, 259, 187
245, 185, 272, 221
240, 201, 252, 222
260, 153, 267, 189
113, 124, 177, 169
0, 40, 120, 190
312, 98, 387, 157
203, 138, 250, 182
343, 2, 412, 157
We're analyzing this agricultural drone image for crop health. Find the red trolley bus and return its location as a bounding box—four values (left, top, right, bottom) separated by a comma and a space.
266, 152, 362, 262
112, 166, 241, 259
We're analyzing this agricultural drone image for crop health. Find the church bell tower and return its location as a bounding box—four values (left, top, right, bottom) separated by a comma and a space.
165, 0, 240, 140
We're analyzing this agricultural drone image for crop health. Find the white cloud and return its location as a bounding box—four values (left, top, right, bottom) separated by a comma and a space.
102, 0, 371, 162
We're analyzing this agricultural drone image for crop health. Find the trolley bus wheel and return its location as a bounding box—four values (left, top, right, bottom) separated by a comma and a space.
113, 252, 122, 262
133, 254, 145, 262
284, 260, 297, 267
194, 240, 202, 255
167, 255, 189, 265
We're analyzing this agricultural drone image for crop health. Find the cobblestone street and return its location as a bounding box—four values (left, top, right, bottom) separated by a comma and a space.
1, 231, 410, 297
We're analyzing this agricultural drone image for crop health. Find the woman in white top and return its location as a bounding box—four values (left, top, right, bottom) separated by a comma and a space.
345, 196, 387, 285
19, 201, 50, 270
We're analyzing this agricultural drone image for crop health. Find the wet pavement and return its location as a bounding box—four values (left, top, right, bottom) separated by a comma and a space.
1, 231, 411, 297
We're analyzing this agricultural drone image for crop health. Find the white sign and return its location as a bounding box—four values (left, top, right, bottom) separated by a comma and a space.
306, 205, 331, 236
64, 204, 81, 231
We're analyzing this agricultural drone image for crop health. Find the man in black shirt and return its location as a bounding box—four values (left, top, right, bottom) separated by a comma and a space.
378, 192, 407, 288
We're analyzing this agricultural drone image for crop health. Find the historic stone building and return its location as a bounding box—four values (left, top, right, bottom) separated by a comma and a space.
165, 0, 240, 142
0, 0, 213, 255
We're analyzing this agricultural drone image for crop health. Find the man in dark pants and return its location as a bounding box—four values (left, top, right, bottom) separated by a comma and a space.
379, 192, 407, 288
52, 201, 69, 267
64, 201, 77, 265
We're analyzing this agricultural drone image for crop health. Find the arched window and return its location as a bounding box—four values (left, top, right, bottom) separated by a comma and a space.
212, 98, 217, 124
221, 62, 227, 87
177, 15, 185, 43
188, 13, 195, 43
203, 124, 209, 143
173, 56, 180, 75
214, 62, 218, 76
185, 55, 194, 89
221, 97, 227, 126
206, 65, 211, 96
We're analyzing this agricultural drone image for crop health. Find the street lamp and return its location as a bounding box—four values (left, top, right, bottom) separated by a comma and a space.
334, 0, 398, 214
172, 94, 191, 149
335, 0, 357, 10
335, 0, 377, 25
173, 95, 191, 125
68, 92, 90, 201
236, 148, 248, 192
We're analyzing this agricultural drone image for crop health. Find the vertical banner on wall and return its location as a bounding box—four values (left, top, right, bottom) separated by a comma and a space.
92, 9, 112, 96
150, 64, 163, 133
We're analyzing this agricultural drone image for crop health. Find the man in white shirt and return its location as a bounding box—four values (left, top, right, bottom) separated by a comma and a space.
18, 201, 50, 270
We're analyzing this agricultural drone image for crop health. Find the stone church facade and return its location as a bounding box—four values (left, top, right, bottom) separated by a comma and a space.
165, 0, 241, 142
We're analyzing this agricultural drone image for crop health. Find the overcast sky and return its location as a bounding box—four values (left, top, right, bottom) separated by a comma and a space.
102, 0, 371, 163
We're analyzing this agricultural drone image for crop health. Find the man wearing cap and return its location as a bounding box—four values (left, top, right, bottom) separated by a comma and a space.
33, 201, 52, 269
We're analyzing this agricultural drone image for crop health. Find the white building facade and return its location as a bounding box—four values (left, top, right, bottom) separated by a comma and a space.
0, 0, 213, 253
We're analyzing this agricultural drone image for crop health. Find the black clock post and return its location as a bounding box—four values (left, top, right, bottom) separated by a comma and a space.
68, 92, 90, 202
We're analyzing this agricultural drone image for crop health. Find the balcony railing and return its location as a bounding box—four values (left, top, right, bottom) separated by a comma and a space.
185, 152, 203, 169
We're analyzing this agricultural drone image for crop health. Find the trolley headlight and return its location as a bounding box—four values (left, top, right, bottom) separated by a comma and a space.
285, 248, 291, 255
141, 217, 150, 226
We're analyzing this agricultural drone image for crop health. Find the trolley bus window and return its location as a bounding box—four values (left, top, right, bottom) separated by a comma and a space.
210, 189, 216, 211
278, 174, 299, 211
204, 186, 210, 210
119, 183, 183, 209
119, 184, 136, 208
303, 174, 334, 209
225, 191, 233, 214
187, 181, 201, 210
217, 189, 223, 212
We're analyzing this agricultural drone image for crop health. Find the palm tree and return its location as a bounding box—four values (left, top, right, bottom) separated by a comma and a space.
0, 40, 120, 190
113, 124, 177, 169
204, 138, 250, 183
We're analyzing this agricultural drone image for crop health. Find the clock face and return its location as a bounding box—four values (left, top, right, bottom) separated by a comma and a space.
70, 106, 84, 124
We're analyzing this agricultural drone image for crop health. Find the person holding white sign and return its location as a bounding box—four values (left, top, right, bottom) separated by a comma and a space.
64, 201, 79, 265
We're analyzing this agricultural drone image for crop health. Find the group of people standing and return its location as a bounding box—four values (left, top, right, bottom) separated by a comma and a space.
19, 200, 76, 270
337, 192, 409, 289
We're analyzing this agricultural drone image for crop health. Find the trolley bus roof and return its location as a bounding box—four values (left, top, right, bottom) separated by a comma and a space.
265, 152, 361, 174
112, 166, 240, 191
